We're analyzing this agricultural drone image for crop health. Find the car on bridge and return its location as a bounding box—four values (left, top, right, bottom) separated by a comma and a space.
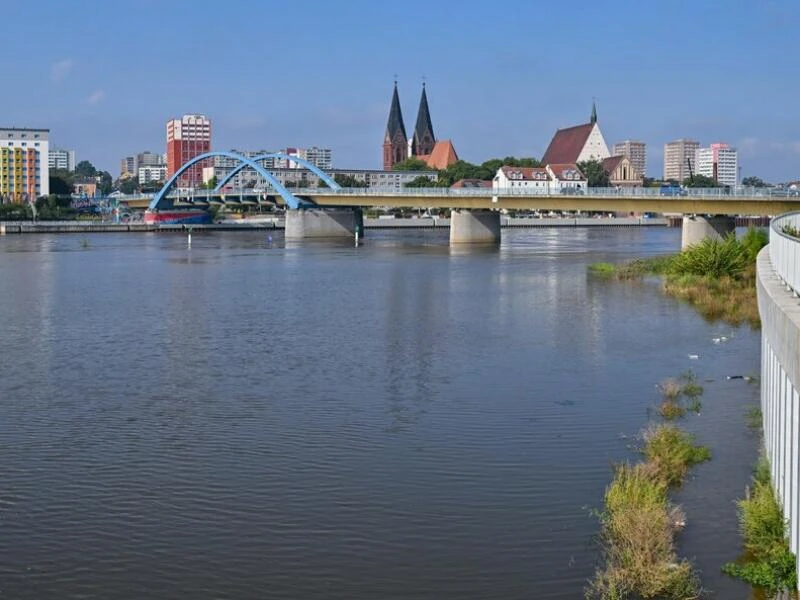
660, 184, 688, 197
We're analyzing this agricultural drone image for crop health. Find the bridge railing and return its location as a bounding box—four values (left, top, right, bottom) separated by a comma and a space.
770, 212, 800, 294
156, 186, 795, 199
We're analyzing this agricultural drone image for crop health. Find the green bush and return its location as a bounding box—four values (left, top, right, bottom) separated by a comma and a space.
740, 227, 768, 262
641, 424, 712, 486
669, 234, 748, 279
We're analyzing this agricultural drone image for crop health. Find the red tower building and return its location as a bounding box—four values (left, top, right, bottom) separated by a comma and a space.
166, 114, 211, 188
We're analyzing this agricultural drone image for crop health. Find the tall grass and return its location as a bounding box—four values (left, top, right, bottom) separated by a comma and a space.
587, 424, 711, 599
670, 234, 748, 279
722, 453, 798, 593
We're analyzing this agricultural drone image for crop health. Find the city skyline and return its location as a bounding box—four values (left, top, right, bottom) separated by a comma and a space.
2, 0, 799, 181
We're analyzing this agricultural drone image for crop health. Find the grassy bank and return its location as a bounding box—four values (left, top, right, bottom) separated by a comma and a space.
589, 228, 768, 328
587, 424, 711, 599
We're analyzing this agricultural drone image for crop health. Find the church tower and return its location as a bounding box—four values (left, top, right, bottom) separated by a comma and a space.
383, 82, 408, 170
411, 83, 435, 157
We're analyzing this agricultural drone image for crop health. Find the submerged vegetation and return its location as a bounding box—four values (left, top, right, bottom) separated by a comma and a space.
657, 370, 704, 420
587, 423, 711, 599
588, 228, 768, 328
723, 410, 798, 594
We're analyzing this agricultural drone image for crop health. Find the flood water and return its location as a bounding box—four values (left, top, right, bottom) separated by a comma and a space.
0, 227, 761, 599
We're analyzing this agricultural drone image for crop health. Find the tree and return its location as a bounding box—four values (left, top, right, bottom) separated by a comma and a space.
742, 176, 767, 188
49, 172, 73, 195
577, 159, 610, 187
202, 175, 218, 190
75, 160, 97, 178
392, 157, 434, 172
97, 171, 113, 195
683, 174, 722, 188
333, 174, 368, 187
119, 178, 139, 195
140, 180, 164, 193
404, 175, 436, 188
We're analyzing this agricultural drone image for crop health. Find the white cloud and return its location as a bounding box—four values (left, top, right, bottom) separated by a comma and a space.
50, 59, 74, 84
87, 89, 106, 105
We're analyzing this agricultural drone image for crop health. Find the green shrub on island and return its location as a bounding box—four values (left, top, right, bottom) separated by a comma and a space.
587, 228, 768, 328
587, 423, 711, 599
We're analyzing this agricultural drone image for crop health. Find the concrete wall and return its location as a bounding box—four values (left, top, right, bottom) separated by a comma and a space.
449, 210, 501, 244
284, 208, 356, 240
757, 215, 800, 588
680, 215, 735, 249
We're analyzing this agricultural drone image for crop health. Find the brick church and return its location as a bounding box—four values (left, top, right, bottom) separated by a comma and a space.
382, 82, 458, 171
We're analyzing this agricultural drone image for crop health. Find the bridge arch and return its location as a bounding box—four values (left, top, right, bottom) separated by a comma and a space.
147, 151, 306, 211
214, 152, 341, 192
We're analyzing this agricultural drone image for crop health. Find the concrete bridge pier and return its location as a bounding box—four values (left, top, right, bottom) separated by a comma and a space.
449, 209, 501, 245
680, 215, 736, 250
285, 208, 360, 240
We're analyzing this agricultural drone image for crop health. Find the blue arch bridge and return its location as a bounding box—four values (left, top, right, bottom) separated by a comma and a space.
141, 150, 800, 246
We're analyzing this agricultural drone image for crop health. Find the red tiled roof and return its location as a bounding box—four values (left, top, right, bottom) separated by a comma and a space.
418, 139, 459, 169
601, 156, 623, 173
547, 163, 585, 179
541, 123, 594, 164
451, 178, 492, 188
499, 166, 549, 180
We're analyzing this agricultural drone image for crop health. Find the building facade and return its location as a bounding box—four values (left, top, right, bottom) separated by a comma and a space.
696, 143, 738, 186
492, 164, 587, 193
138, 165, 168, 185
166, 114, 211, 188
120, 156, 136, 178
612, 140, 646, 177
663, 139, 699, 183
49, 148, 75, 172
0, 127, 49, 201
138, 151, 165, 168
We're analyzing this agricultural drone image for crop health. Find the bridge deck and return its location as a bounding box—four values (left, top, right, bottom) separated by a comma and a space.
122, 189, 800, 216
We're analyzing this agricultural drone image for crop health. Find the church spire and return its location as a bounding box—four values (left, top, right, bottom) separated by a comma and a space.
383, 80, 409, 170
590, 99, 597, 124
412, 81, 435, 157
385, 81, 407, 143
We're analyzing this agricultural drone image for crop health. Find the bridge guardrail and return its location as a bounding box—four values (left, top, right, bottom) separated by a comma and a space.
770, 212, 800, 295
135, 186, 799, 201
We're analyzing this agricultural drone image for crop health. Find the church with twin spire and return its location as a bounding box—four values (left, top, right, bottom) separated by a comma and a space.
382, 82, 458, 171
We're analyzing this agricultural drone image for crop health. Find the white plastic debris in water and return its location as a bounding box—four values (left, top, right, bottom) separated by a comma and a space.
688, 354, 700, 360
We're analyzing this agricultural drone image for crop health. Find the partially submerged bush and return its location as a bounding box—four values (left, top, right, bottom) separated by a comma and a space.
669, 234, 748, 279
641, 424, 712, 487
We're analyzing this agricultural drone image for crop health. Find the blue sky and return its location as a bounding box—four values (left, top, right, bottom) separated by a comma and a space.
2, 0, 799, 181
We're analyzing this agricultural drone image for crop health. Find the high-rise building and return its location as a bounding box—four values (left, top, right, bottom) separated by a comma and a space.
696, 143, 738, 187
138, 165, 168, 185
137, 151, 164, 168
49, 148, 75, 172
166, 114, 211, 188
303, 147, 333, 170
663, 139, 699, 183
612, 140, 646, 177
0, 127, 49, 201
120, 156, 137, 178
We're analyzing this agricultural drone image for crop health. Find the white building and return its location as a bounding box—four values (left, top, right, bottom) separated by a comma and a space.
49, 148, 75, 171
303, 147, 333, 170
137, 151, 164, 167
492, 164, 586, 193
696, 143, 738, 186
0, 127, 49, 200
138, 165, 168, 185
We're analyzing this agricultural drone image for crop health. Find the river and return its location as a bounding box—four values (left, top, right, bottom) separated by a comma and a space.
0, 228, 760, 599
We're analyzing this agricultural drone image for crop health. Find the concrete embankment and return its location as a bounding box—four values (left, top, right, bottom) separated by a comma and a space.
756, 217, 800, 589
1, 216, 670, 234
